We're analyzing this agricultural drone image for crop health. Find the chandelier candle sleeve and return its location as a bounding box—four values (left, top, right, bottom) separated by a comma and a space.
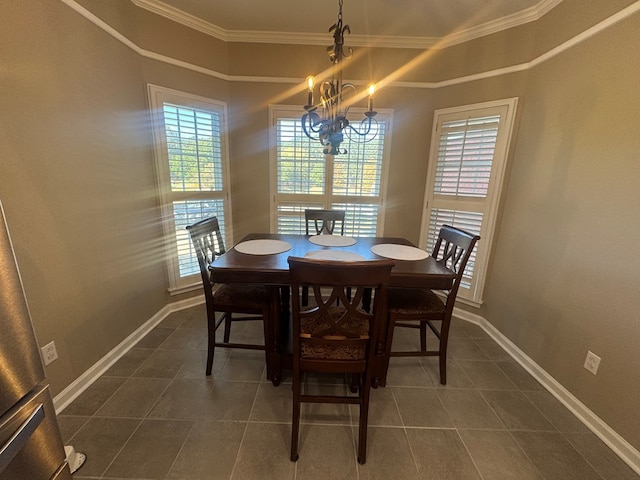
306, 76, 315, 107
367, 83, 375, 112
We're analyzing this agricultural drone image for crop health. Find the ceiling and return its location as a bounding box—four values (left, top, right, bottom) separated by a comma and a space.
133, 0, 563, 48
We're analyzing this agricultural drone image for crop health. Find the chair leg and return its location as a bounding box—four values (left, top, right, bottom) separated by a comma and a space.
378, 315, 396, 386
420, 321, 427, 352
439, 354, 447, 385
349, 373, 360, 393
290, 375, 301, 462
357, 373, 372, 464
206, 327, 215, 376
223, 312, 232, 343
439, 323, 450, 385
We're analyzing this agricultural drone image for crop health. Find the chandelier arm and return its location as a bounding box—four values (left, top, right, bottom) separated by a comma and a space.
302, 112, 325, 140
344, 117, 379, 143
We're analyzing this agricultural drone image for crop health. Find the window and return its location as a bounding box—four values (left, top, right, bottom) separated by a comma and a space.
270, 106, 392, 236
148, 85, 232, 293
420, 98, 518, 304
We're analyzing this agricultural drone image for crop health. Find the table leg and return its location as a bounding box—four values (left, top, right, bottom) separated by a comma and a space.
362, 287, 372, 313
265, 286, 283, 386
371, 342, 389, 388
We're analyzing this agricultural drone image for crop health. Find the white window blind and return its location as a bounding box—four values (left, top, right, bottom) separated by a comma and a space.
270, 106, 392, 237
434, 115, 499, 198
421, 99, 518, 303
163, 104, 224, 193
148, 85, 232, 293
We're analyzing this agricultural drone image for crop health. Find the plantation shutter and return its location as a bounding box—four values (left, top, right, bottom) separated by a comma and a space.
271, 106, 391, 237
163, 103, 227, 279
421, 99, 518, 302
149, 85, 232, 292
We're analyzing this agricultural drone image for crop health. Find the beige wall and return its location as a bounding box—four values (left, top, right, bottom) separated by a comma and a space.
0, 1, 168, 395
1, 0, 638, 453
483, 11, 640, 448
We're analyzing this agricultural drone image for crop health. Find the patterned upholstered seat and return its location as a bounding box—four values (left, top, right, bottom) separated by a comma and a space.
214, 283, 271, 310
299, 304, 370, 360
386, 288, 444, 315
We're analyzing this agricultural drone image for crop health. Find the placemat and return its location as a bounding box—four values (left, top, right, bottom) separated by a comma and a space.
308, 235, 357, 247
305, 250, 365, 262
234, 239, 292, 255
370, 243, 429, 261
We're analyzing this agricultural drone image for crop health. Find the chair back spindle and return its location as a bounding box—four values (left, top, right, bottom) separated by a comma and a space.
304, 209, 346, 235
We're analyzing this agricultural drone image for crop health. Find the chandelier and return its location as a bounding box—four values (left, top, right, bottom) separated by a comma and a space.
301, 0, 378, 155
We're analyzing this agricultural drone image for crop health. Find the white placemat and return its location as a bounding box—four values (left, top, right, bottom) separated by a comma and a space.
308, 235, 357, 247
370, 243, 429, 261
305, 250, 365, 262
234, 239, 292, 255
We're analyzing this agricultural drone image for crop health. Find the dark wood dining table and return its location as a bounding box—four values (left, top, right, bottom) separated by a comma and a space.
209, 233, 456, 386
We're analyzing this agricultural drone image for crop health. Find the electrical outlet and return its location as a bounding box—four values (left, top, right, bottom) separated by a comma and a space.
583, 351, 601, 375
41, 341, 58, 366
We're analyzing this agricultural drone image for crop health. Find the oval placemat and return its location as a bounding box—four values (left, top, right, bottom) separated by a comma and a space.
308, 235, 357, 247
305, 250, 365, 262
234, 239, 292, 255
370, 243, 429, 261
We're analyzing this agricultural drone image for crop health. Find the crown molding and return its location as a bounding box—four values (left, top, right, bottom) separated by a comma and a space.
64, 0, 640, 89
132, 0, 564, 49
131, 0, 228, 39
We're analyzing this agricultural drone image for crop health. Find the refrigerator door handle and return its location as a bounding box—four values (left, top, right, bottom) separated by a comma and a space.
0, 403, 45, 473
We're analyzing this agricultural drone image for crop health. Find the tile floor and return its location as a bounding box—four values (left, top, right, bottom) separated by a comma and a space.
58, 304, 639, 480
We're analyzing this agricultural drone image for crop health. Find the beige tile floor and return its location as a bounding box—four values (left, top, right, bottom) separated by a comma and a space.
59, 304, 639, 480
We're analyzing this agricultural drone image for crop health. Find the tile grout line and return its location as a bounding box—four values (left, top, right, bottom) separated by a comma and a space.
389, 385, 423, 477
455, 429, 488, 480
228, 363, 266, 480
163, 421, 199, 480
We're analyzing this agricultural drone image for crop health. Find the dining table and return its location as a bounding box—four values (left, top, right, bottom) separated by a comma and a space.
209, 233, 457, 386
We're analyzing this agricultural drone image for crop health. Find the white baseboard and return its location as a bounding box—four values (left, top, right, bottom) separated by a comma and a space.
453, 307, 640, 476
53, 295, 204, 413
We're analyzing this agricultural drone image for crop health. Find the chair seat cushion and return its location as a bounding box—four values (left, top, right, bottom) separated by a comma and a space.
300, 306, 368, 360
213, 283, 271, 309
388, 288, 445, 315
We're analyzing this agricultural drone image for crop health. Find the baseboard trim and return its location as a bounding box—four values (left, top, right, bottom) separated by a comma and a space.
53, 295, 204, 413
453, 307, 640, 476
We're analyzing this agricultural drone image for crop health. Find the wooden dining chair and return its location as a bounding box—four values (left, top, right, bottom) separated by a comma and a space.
186, 216, 274, 376
302, 208, 347, 306
304, 208, 345, 235
383, 225, 480, 385
288, 256, 394, 464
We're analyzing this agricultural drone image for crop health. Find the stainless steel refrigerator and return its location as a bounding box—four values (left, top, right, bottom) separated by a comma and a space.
0, 202, 72, 480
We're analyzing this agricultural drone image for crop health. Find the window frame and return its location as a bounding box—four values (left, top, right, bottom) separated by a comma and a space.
419, 98, 518, 305
268, 104, 394, 236
147, 84, 233, 293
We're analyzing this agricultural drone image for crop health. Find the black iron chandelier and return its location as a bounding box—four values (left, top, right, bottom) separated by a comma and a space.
301, 0, 378, 155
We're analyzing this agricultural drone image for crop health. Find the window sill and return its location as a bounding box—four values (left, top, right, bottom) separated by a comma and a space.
434, 290, 483, 309
456, 295, 483, 309
168, 282, 202, 296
